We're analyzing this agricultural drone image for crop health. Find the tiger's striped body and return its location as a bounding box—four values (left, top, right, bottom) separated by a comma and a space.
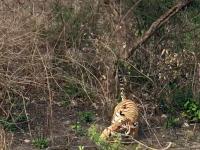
100, 70, 139, 140
112, 99, 139, 136
100, 99, 139, 140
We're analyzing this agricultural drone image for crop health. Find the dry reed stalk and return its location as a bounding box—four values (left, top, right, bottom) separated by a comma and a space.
0, 127, 9, 150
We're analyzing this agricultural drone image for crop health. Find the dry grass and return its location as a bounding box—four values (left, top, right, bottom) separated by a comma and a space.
0, 126, 12, 150
0, 0, 111, 147
0, 127, 6, 150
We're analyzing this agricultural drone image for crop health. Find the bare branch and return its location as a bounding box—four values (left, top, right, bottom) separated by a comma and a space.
124, 0, 193, 60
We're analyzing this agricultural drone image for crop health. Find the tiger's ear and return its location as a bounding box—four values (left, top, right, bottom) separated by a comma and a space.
133, 122, 138, 127
119, 110, 125, 116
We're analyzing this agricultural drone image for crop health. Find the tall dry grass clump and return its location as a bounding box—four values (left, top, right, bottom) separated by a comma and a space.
0, 0, 117, 140
0, 0, 58, 140
0, 127, 6, 150
0, 126, 12, 150
0, 0, 199, 121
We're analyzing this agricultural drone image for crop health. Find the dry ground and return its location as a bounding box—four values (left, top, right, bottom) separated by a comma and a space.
6, 101, 200, 150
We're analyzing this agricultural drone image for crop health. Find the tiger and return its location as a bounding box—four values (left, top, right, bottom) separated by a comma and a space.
100, 70, 139, 140
100, 121, 123, 139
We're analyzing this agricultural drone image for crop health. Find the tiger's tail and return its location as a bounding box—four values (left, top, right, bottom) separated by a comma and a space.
118, 68, 126, 101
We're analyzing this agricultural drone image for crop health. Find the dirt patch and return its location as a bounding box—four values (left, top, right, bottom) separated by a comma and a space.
5, 101, 200, 150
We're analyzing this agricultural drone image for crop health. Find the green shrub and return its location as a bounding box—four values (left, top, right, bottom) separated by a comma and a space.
183, 99, 200, 122
164, 116, 180, 128
79, 111, 94, 123
71, 122, 85, 136
87, 125, 122, 150
0, 114, 29, 132
32, 137, 48, 149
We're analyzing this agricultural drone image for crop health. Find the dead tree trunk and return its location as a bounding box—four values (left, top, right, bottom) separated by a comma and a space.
104, 0, 192, 112
119, 0, 193, 60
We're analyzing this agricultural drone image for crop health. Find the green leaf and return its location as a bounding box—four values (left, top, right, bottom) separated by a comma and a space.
184, 101, 190, 108
198, 110, 200, 119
